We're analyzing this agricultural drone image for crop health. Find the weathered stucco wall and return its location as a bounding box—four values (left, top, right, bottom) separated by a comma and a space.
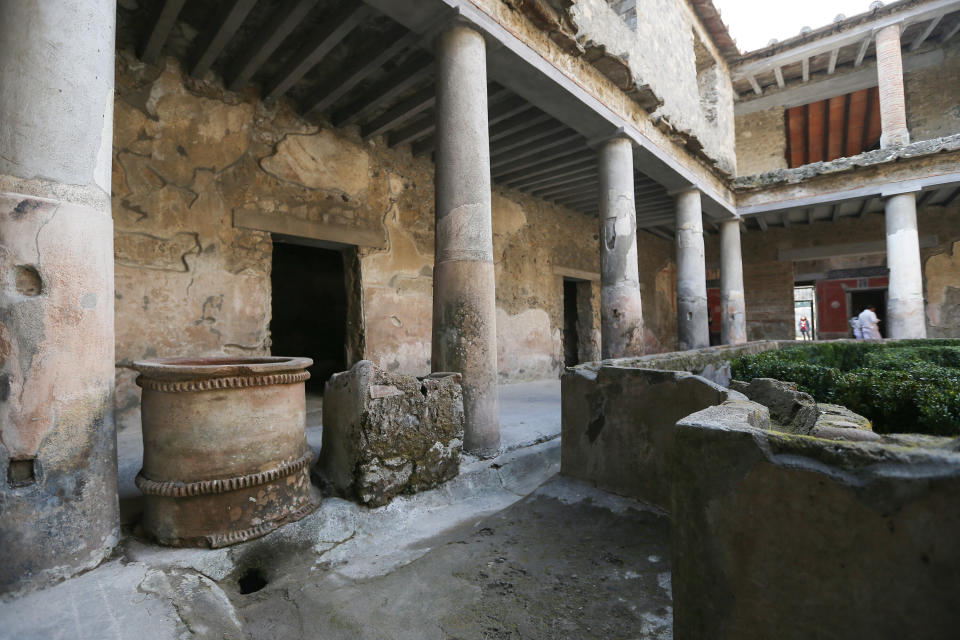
112, 51, 679, 427
906, 41, 960, 142
564, 0, 737, 176
734, 107, 787, 176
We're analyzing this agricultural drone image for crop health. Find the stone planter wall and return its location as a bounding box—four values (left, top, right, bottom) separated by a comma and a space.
609, 340, 782, 386
672, 402, 960, 640
561, 364, 748, 509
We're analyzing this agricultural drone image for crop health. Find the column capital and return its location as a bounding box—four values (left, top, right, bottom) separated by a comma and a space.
667, 186, 701, 198
587, 127, 633, 149
880, 182, 922, 198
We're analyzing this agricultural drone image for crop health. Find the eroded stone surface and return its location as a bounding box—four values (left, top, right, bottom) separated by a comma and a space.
561, 364, 739, 509
728, 377, 819, 434
315, 361, 464, 507
673, 403, 960, 640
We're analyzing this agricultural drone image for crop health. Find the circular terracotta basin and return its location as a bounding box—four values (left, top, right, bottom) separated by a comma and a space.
133, 355, 319, 548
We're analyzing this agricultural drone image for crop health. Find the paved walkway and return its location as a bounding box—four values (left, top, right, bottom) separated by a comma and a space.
5, 379, 674, 639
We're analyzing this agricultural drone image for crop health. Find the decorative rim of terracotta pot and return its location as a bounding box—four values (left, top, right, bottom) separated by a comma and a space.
133, 356, 313, 382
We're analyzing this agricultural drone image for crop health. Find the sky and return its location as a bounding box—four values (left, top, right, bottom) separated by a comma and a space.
712, 0, 882, 52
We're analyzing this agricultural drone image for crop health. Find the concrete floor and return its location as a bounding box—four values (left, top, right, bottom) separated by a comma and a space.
3, 379, 674, 639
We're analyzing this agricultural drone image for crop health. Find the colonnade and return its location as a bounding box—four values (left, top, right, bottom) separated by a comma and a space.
0, 11, 743, 594
430, 22, 748, 459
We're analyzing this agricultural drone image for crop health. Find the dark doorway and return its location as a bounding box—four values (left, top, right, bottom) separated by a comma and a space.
563, 279, 579, 367
850, 289, 887, 338
271, 241, 348, 392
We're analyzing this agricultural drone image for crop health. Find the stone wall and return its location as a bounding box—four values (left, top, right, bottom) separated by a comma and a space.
673, 402, 960, 639
561, 365, 739, 509
111, 50, 677, 428
906, 41, 960, 142
734, 107, 787, 176
564, 0, 738, 176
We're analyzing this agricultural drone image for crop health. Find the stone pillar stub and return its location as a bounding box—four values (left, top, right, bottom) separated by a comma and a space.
675, 189, 709, 350
884, 193, 927, 339
599, 137, 644, 359
719, 219, 747, 345
876, 24, 910, 149
0, 0, 119, 597
431, 24, 500, 457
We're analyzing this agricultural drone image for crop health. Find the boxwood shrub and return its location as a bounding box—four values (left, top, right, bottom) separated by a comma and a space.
730, 340, 960, 436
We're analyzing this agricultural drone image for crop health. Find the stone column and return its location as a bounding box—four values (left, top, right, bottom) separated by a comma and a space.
885, 192, 927, 339
876, 24, 910, 148
431, 24, 500, 457
599, 138, 644, 359
675, 189, 709, 350
0, 0, 119, 596
719, 219, 747, 345
876, 25, 925, 338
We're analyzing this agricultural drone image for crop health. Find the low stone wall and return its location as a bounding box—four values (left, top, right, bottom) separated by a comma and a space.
672, 403, 960, 640
561, 365, 745, 509
598, 340, 782, 386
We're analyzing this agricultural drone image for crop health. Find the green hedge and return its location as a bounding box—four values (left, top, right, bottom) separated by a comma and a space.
730, 341, 960, 436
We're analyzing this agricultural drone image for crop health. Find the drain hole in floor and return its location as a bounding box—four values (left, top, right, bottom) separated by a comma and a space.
238, 568, 268, 594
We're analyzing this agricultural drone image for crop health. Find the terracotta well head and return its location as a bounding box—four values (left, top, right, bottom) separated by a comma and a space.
132, 356, 313, 381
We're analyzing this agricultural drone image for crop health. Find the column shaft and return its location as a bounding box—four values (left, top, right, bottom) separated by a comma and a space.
431, 24, 500, 457
885, 193, 927, 338
0, 0, 118, 596
876, 24, 910, 148
676, 190, 709, 350
719, 219, 747, 345
599, 138, 644, 359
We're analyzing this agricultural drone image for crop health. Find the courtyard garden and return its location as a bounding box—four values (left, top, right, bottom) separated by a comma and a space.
731, 340, 960, 436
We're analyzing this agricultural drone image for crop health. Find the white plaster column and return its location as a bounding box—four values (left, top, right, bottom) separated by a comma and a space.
0, 0, 119, 596
719, 219, 747, 345
675, 189, 709, 350
885, 192, 927, 338
876, 24, 910, 149
431, 23, 500, 457
599, 138, 644, 359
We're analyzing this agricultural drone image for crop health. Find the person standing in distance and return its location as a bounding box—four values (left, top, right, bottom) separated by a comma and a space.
857, 305, 882, 340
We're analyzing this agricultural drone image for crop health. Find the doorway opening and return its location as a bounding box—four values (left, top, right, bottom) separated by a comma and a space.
563, 279, 579, 367
270, 241, 348, 393
849, 289, 887, 338
794, 285, 816, 340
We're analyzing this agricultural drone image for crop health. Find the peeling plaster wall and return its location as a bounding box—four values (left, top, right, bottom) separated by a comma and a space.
906, 41, 960, 142
565, 0, 738, 175
923, 201, 960, 338
481, 0, 733, 198
113, 52, 681, 426
638, 230, 678, 352
735, 107, 788, 176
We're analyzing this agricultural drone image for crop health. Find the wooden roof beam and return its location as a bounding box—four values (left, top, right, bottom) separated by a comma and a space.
228, 0, 320, 90
141, 0, 186, 64
943, 17, 960, 43
333, 55, 433, 127
305, 29, 419, 115
361, 86, 434, 139
774, 67, 785, 89
263, 4, 370, 102
191, 0, 258, 78
910, 14, 943, 51
854, 34, 872, 67
827, 48, 840, 74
